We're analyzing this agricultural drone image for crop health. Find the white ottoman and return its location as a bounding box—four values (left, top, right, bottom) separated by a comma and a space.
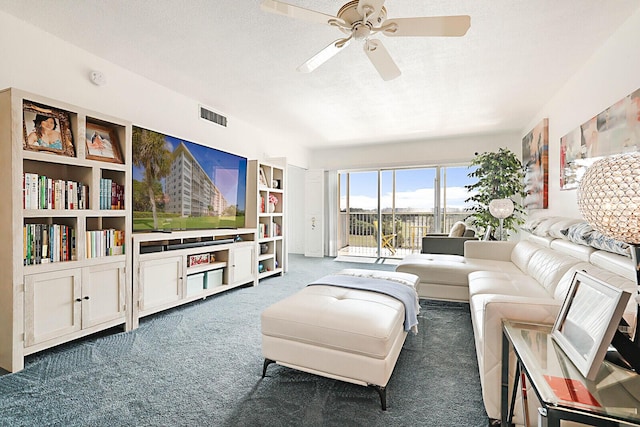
261, 269, 420, 410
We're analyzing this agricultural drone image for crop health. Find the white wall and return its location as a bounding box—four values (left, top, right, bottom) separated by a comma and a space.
0, 11, 309, 168
523, 8, 640, 219
308, 131, 521, 171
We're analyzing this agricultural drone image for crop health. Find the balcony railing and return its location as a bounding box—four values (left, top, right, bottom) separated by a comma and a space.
338, 211, 470, 258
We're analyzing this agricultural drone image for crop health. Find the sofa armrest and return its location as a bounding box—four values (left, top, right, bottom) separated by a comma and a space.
464, 240, 516, 261
470, 294, 562, 420
421, 236, 476, 256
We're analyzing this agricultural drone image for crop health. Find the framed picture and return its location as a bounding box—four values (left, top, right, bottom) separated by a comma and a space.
522, 118, 548, 209
551, 271, 631, 380
85, 121, 123, 164
23, 101, 75, 157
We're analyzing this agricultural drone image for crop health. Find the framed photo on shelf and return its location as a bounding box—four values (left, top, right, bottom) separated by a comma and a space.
259, 166, 268, 187
551, 271, 631, 380
85, 121, 123, 164
22, 101, 75, 157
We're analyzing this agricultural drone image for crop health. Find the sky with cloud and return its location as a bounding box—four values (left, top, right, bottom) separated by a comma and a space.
340, 166, 476, 212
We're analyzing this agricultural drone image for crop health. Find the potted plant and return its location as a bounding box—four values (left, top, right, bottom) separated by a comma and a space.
464, 148, 525, 239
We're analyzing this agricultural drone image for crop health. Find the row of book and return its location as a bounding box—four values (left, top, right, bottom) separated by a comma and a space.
23, 173, 89, 210
86, 229, 125, 258
258, 222, 282, 239
99, 178, 125, 210
23, 223, 76, 265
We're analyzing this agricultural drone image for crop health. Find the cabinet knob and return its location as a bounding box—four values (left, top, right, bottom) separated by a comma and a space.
83, 296, 90, 300
75, 298, 82, 302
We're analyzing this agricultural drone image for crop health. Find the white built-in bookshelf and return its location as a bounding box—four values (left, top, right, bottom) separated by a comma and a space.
0, 88, 132, 372
247, 160, 286, 280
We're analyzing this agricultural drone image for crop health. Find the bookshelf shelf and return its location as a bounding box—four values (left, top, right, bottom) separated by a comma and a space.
0, 87, 132, 372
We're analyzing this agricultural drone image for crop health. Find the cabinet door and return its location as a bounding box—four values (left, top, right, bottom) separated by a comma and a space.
138, 256, 183, 313
82, 262, 127, 329
230, 245, 255, 285
24, 269, 82, 347
305, 169, 324, 257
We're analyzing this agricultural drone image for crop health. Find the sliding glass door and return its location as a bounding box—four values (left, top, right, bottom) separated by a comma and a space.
338, 164, 474, 258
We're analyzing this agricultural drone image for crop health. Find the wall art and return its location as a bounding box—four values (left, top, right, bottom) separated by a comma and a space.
85, 121, 123, 164
22, 101, 75, 157
522, 118, 548, 209
560, 88, 640, 190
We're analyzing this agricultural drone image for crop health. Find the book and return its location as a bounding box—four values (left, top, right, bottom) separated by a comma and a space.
543, 375, 601, 407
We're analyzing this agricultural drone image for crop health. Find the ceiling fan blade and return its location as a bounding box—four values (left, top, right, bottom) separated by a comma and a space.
261, 0, 341, 26
297, 38, 352, 73
383, 16, 471, 37
364, 39, 401, 81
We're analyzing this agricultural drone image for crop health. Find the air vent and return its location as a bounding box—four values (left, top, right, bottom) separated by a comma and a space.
199, 105, 227, 127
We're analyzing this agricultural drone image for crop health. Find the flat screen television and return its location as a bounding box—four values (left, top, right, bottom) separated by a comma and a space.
132, 126, 247, 232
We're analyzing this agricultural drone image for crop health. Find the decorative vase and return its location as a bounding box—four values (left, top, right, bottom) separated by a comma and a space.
268, 202, 276, 213
260, 243, 269, 254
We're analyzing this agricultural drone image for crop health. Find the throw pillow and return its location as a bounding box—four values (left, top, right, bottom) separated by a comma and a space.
532, 216, 565, 237
561, 222, 594, 247
588, 230, 631, 258
448, 221, 467, 237
521, 216, 548, 234
548, 218, 583, 239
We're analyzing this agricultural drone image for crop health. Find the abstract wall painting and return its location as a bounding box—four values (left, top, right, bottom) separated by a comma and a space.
522, 118, 549, 209
560, 88, 640, 190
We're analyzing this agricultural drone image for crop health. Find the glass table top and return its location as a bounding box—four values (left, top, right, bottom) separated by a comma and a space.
503, 320, 640, 423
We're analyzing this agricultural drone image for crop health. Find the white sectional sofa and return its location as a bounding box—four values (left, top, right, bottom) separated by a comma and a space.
395, 218, 638, 423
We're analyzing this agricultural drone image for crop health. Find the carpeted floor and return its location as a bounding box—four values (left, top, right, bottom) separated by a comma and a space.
0, 254, 487, 426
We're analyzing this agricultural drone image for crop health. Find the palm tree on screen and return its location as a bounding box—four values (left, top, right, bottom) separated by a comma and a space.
132, 127, 172, 230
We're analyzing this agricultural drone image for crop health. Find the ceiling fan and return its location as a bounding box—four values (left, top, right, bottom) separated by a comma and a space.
260, 0, 470, 81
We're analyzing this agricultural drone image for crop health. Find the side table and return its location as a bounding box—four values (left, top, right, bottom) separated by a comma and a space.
501, 320, 640, 427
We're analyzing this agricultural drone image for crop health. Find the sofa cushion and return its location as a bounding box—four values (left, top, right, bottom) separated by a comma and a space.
510, 240, 544, 273
526, 234, 554, 247
589, 250, 636, 282
525, 248, 580, 296
396, 254, 473, 286
468, 272, 550, 299
396, 254, 521, 288
549, 238, 595, 261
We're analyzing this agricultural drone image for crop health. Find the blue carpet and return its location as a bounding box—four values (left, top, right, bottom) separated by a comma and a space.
0, 255, 487, 426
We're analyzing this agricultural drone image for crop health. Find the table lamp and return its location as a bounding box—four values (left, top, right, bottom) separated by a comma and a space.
577, 151, 640, 372
489, 198, 514, 241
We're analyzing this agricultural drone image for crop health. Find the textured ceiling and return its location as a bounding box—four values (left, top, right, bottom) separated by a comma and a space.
1, 0, 638, 148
